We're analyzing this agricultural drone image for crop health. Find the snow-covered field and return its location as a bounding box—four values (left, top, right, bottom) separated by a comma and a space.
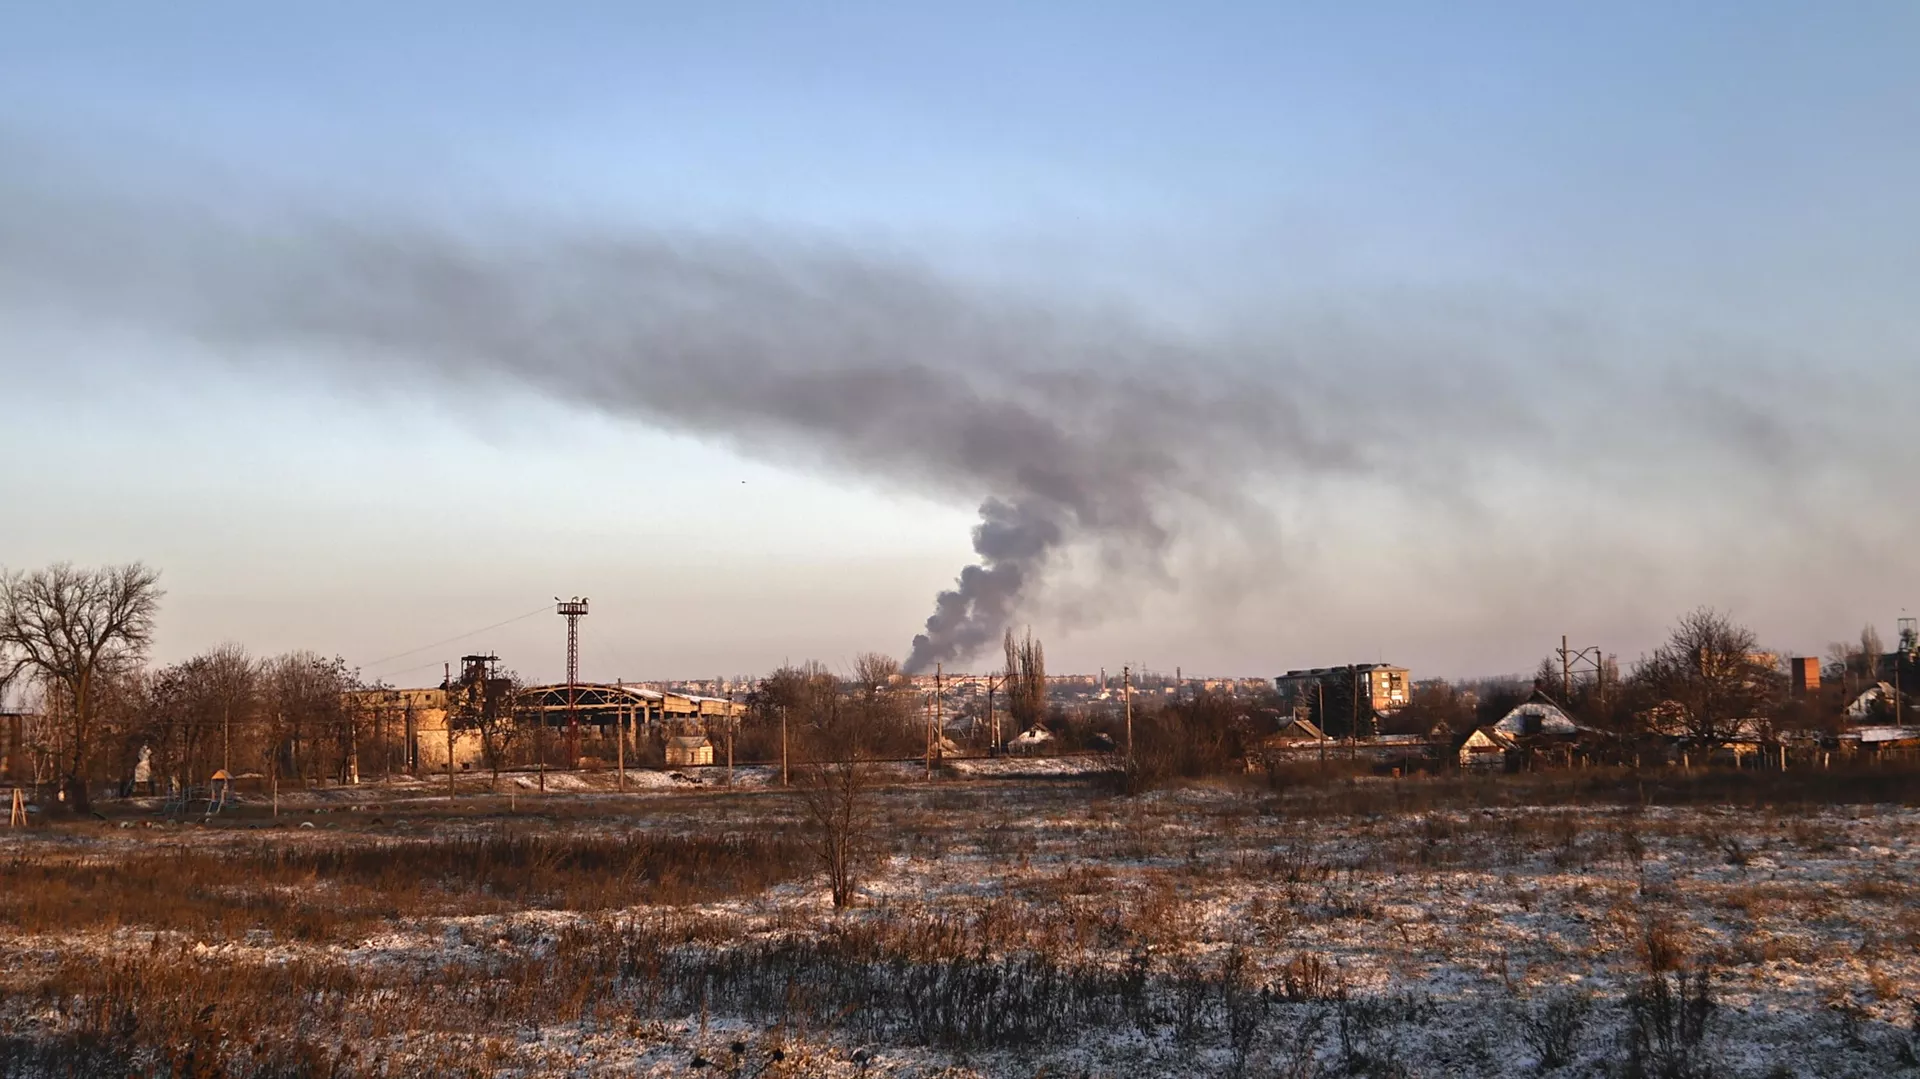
2, 772, 1917, 1077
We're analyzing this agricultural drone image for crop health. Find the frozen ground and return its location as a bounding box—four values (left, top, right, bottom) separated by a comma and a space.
3, 772, 1918, 1077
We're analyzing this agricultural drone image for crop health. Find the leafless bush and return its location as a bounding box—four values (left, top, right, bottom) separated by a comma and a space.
1639, 913, 1688, 975
1515, 987, 1592, 1072
1621, 967, 1716, 1079
1334, 994, 1412, 1078
1221, 945, 1269, 1075
1278, 953, 1345, 1003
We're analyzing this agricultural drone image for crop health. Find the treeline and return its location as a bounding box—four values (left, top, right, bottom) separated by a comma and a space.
1384, 609, 1912, 743
2, 563, 372, 808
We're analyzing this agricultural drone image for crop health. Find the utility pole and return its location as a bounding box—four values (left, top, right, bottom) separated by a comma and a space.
616, 701, 625, 792
445, 662, 455, 799
986, 675, 999, 755
1896, 616, 1916, 728
556, 597, 589, 767
1317, 681, 1327, 763
1561, 635, 1572, 701
1555, 636, 1605, 703
1351, 665, 1360, 754
934, 663, 943, 774
1123, 665, 1133, 764
726, 692, 735, 786
780, 703, 789, 786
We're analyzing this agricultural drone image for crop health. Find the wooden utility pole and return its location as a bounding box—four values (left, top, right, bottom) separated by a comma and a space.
986, 676, 999, 754
1561, 635, 1573, 701
1317, 682, 1327, 763
924, 688, 934, 780
1351, 665, 1360, 758
1894, 616, 1912, 729
1123, 665, 1133, 764
780, 703, 789, 786
445, 662, 456, 799
933, 663, 943, 774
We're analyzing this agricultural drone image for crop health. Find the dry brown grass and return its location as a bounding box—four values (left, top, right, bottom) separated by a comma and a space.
0, 827, 810, 940
6, 765, 1920, 1077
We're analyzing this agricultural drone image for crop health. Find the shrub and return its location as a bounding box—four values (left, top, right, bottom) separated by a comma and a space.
1278, 953, 1344, 1003
1515, 987, 1591, 1071
1622, 967, 1716, 1079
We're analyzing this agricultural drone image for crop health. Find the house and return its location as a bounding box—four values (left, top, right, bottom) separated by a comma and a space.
664, 734, 713, 767
1457, 727, 1517, 769
1266, 717, 1328, 745
1008, 727, 1054, 754
1246, 718, 1330, 767
1491, 696, 1579, 737
1845, 682, 1899, 723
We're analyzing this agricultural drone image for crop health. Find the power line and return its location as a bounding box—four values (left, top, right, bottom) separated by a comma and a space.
367, 656, 463, 683
361, 603, 554, 672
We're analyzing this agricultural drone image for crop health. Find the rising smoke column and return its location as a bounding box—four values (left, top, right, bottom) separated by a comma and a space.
906, 496, 1063, 672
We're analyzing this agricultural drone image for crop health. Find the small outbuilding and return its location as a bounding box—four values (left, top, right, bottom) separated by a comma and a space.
664, 735, 714, 767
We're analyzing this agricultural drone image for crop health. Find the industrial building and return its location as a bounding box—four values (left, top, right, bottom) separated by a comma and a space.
516, 683, 747, 729
347, 680, 748, 773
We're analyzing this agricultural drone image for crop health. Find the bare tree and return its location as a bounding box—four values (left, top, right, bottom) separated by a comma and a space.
792, 665, 871, 909
447, 660, 522, 790
259, 652, 360, 789
200, 644, 258, 776
1826, 625, 1886, 698
850, 651, 916, 755
1633, 608, 1781, 752
1002, 628, 1048, 739
1383, 678, 1477, 737
0, 563, 163, 808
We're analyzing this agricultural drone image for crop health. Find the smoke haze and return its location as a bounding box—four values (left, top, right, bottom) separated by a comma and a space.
1, 151, 1913, 671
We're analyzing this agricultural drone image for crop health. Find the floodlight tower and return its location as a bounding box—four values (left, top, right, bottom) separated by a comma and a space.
556, 597, 589, 764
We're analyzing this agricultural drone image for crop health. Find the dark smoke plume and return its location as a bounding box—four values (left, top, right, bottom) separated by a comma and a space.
0, 166, 1357, 671
907, 497, 1062, 671
2, 148, 1909, 670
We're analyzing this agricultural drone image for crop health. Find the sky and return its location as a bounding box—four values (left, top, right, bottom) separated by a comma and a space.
2, 2, 1916, 685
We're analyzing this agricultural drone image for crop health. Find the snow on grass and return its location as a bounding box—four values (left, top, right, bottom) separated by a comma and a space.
5, 777, 1920, 1076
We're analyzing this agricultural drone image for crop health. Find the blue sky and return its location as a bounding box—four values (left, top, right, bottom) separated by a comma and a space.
2, 3, 1916, 682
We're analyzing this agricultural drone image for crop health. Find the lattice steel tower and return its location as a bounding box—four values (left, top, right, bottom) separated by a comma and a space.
556, 597, 589, 763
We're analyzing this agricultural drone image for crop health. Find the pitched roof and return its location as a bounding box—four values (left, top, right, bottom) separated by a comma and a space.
1262, 717, 1327, 744
1492, 698, 1579, 736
